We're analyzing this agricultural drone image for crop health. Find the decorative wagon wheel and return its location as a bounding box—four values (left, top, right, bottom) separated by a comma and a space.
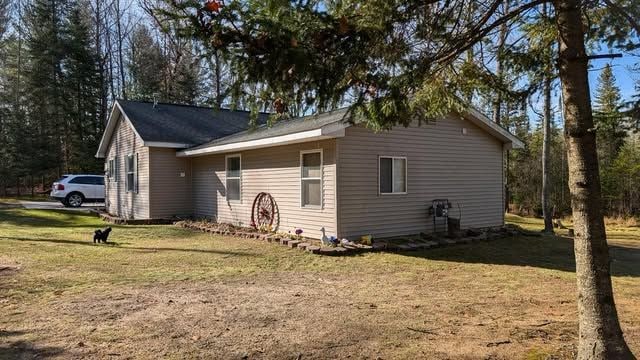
251, 192, 278, 230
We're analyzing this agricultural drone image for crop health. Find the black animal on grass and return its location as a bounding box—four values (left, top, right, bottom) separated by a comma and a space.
93, 227, 112, 243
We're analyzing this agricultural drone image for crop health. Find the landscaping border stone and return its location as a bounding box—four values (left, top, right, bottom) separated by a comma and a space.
174, 219, 530, 257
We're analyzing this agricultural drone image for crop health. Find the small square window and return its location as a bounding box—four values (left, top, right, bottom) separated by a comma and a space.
379, 157, 406, 194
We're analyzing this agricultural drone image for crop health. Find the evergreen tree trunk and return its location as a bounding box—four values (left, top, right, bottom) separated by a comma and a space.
542, 70, 553, 233
553, 0, 633, 358
491, 0, 509, 125
542, 2, 554, 234
94, 0, 108, 126
115, 0, 126, 99
106, 29, 116, 101
214, 50, 222, 107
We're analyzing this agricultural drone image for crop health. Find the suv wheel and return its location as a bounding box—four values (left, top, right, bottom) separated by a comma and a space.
65, 193, 84, 208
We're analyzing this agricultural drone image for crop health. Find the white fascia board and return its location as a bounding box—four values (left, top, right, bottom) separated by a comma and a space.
144, 141, 194, 148
465, 108, 525, 149
116, 102, 145, 145
177, 122, 348, 157
95, 103, 122, 158
95, 101, 146, 158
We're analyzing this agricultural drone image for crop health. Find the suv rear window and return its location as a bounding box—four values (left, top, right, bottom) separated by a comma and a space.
69, 176, 103, 185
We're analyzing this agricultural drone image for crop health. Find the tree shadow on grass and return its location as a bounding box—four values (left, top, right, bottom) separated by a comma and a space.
0, 209, 172, 230
0, 330, 65, 359
400, 235, 640, 278
0, 330, 25, 338
0, 236, 257, 257
0, 210, 203, 241
0, 342, 65, 360
0, 209, 100, 227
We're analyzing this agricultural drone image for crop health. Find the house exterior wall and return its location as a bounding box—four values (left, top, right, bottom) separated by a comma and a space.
104, 115, 150, 219
336, 115, 505, 239
148, 147, 192, 218
191, 140, 337, 239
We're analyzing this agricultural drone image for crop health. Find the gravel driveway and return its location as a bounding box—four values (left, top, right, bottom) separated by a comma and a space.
14, 200, 104, 211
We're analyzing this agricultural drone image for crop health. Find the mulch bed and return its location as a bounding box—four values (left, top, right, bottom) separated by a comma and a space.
174, 220, 537, 256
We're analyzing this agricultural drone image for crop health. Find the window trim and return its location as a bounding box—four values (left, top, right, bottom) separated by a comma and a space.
378, 156, 408, 195
125, 153, 137, 193
113, 156, 118, 182
225, 154, 242, 203
108, 159, 115, 181
300, 149, 323, 209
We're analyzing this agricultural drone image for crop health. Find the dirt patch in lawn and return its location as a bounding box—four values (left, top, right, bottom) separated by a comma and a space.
0, 257, 21, 275
2, 271, 589, 359
1, 210, 638, 359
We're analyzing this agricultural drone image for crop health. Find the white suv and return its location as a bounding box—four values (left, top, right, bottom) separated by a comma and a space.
50, 175, 105, 207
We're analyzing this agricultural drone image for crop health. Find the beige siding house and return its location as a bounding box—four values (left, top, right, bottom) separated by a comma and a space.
97, 100, 522, 240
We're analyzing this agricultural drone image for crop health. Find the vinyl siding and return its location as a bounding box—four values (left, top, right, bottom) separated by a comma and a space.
148, 147, 192, 218
192, 140, 337, 239
336, 115, 504, 239
104, 115, 150, 219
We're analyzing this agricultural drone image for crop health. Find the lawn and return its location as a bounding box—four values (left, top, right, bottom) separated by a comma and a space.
0, 210, 638, 359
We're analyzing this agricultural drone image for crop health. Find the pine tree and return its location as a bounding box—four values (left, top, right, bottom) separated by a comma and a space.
24, 0, 70, 176
64, 3, 103, 173
129, 24, 167, 101
0, 35, 29, 184
594, 64, 627, 168
610, 140, 640, 215
0, 0, 9, 40
164, 41, 203, 104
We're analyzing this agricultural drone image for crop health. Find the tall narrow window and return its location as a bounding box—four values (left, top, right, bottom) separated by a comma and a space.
125, 154, 137, 192
113, 156, 118, 181
107, 159, 115, 180
301, 150, 322, 207
379, 156, 407, 194
226, 154, 241, 201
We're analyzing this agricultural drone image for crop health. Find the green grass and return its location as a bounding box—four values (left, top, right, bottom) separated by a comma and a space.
4, 209, 448, 303
0, 209, 342, 297
0, 195, 52, 203
1, 209, 639, 358
1, 209, 637, 299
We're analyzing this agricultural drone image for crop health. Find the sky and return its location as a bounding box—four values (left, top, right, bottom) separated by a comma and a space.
525, 51, 638, 129
588, 53, 638, 101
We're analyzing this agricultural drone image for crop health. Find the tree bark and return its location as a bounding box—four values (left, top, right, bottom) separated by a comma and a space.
542, 69, 553, 233
542, 2, 554, 234
553, 0, 633, 358
214, 50, 222, 107
115, 0, 127, 100
94, 0, 109, 126
492, 0, 509, 125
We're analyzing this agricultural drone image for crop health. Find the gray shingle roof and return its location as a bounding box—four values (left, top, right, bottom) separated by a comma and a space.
185, 108, 350, 151
117, 100, 269, 145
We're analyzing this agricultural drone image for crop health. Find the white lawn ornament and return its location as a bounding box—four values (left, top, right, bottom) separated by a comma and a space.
320, 227, 332, 247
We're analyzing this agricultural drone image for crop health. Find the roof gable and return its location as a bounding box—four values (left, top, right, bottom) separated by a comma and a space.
177, 107, 523, 157
178, 108, 349, 157
96, 100, 269, 158
96, 101, 523, 159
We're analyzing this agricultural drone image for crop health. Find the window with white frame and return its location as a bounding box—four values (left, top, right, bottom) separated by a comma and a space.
226, 154, 241, 201
108, 158, 116, 180
125, 154, 137, 192
113, 156, 118, 181
379, 156, 407, 194
300, 150, 322, 207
